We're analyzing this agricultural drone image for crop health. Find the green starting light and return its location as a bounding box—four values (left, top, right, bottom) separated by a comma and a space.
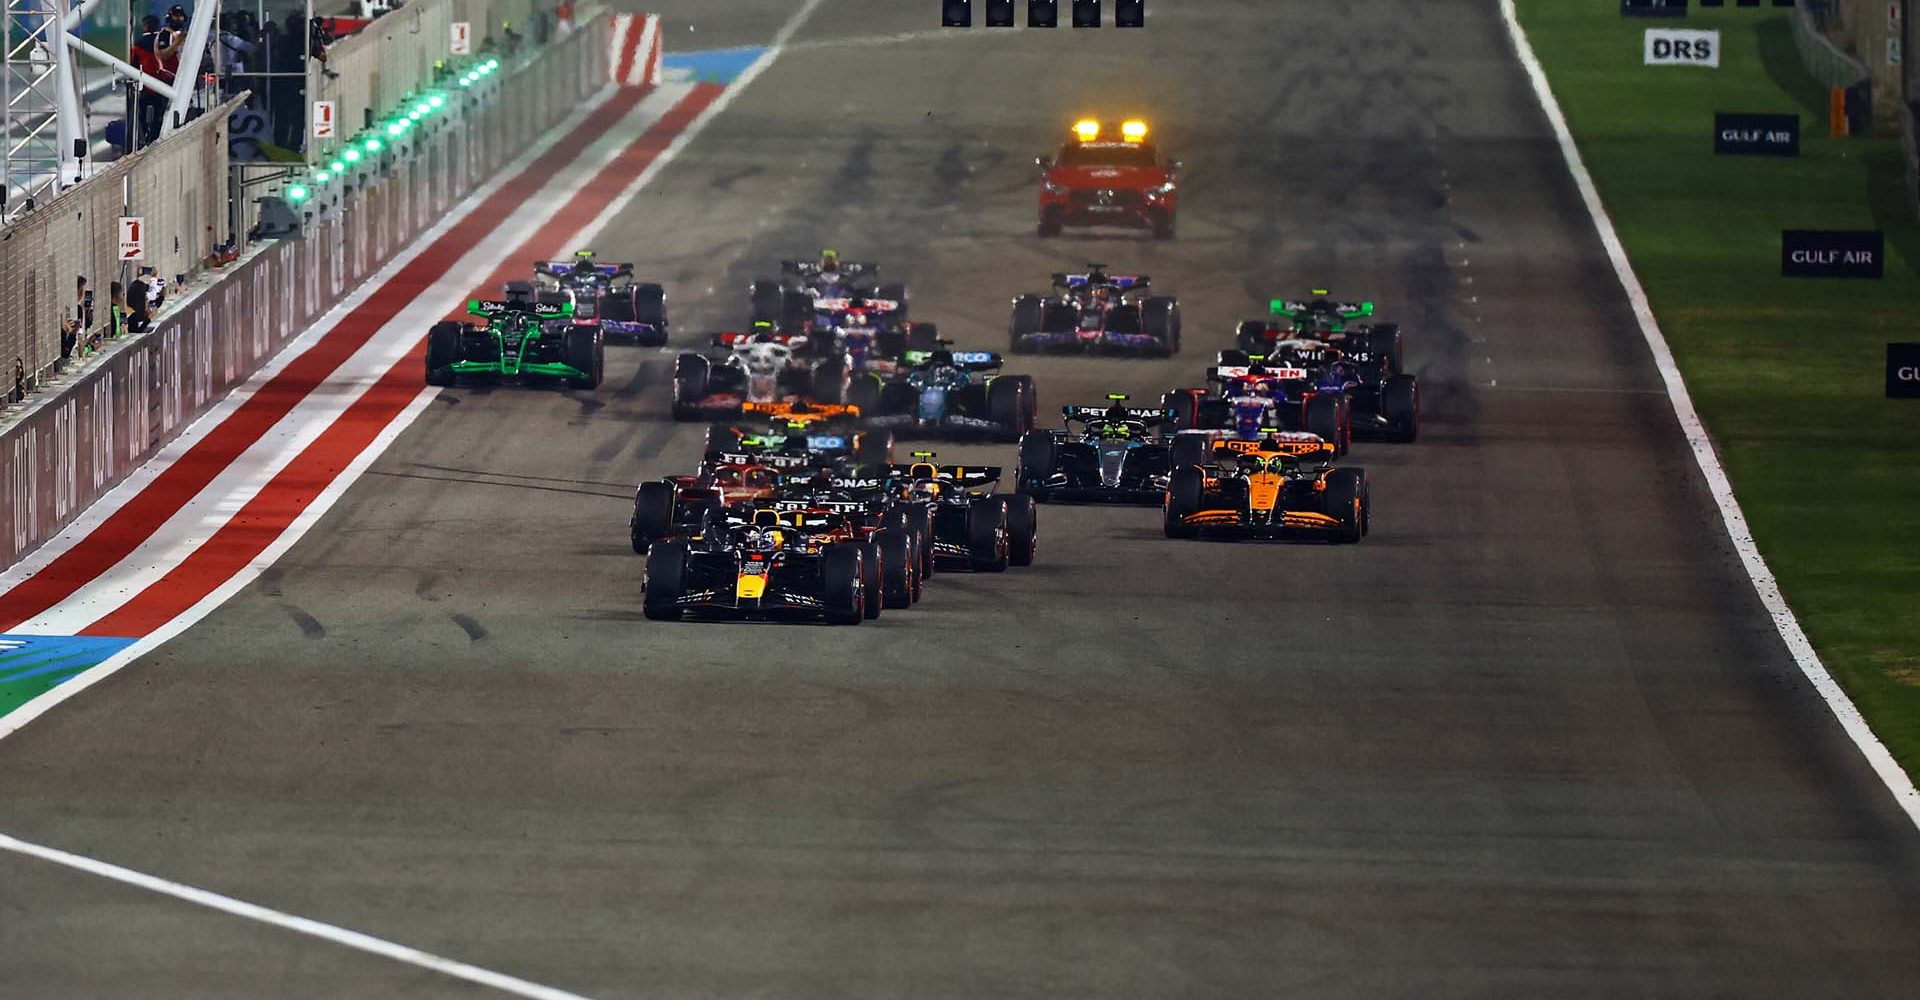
386, 121, 406, 136
406, 110, 422, 121
328, 159, 345, 173
342, 148, 361, 164
413, 101, 431, 116
312, 170, 331, 184
363, 137, 383, 153
285, 184, 310, 203
427, 94, 446, 109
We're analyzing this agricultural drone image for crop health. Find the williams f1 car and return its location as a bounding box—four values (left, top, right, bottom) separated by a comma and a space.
847, 345, 1037, 441
426, 282, 602, 389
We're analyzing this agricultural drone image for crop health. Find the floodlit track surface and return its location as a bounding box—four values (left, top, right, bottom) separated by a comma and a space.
5, 2, 1920, 997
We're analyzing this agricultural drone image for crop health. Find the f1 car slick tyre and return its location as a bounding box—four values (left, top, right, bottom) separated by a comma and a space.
884, 505, 936, 579
672, 354, 710, 421
858, 542, 884, 620
822, 544, 865, 625
967, 499, 1010, 573
1142, 297, 1181, 355
1382, 373, 1419, 443
1322, 467, 1369, 543
1009, 295, 1044, 354
1162, 389, 1203, 433
873, 529, 916, 610
1235, 320, 1271, 357
1367, 323, 1404, 375
1164, 466, 1205, 539
703, 425, 735, 457
877, 283, 910, 320
1169, 431, 1212, 473
563, 326, 604, 390
642, 540, 689, 620
1016, 430, 1056, 497
1304, 393, 1349, 456
631, 283, 669, 346
1215, 349, 1253, 368
988, 375, 1036, 440
1151, 209, 1175, 241
425, 321, 465, 386
631, 481, 678, 554
810, 357, 849, 405
906, 322, 938, 353
1001, 493, 1037, 567
855, 428, 894, 467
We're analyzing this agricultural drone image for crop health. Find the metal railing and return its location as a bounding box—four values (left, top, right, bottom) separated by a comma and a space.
1, 94, 237, 400
1792, 0, 1871, 90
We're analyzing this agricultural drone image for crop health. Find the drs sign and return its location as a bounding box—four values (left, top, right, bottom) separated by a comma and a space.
1888, 344, 1920, 399
1645, 28, 1720, 66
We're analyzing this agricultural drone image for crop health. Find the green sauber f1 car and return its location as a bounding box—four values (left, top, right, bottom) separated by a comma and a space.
426, 281, 604, 389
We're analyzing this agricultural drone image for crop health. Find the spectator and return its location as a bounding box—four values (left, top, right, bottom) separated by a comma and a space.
131, 16, 174, 144
109, 281, 127, 340
59, 317, 80, 361
126, 272, 151, 333
10, 358, 24, 405
270, 15, 314, 149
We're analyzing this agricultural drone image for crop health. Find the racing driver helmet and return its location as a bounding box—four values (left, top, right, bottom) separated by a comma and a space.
820, 249, 840, 273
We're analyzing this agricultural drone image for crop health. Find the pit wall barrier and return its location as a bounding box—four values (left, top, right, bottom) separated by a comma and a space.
0, 14, 616, 571
0, 98, 239, 400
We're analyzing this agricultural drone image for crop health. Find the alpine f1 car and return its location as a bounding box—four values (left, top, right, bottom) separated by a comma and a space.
1213, 337, 1419, 443
426, 282, 602, 389
1015, 395, 1183, 505
642, 509, 890, 624
533, 250, 669, 345
878, 453, 1036, 572
751, 251, 909, 336
1164, 434, 1370, 543
1009, 264, 1180, 356
1233, 290, 1403, 373
672, 330, 850, 420
1035, 118, 1180, 239
847, 344, 1037, 441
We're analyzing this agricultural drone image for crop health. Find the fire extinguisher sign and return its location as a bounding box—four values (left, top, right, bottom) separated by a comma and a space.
311, 100, 337, 139
118, 217, 145, 261
451, 22, 472, 55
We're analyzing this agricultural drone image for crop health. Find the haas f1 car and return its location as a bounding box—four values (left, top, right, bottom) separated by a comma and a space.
1035, 118, 1180, 239
1016, 395, 1190, 505
1164, 435, 1370, 544
1010, 265, 1180, 356
848, 345, 1037, 441
533, 250, 668, 345
672, 330, 850, 421
426, 283, 602, 389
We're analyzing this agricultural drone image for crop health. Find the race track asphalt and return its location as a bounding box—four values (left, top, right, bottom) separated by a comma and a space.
3, 2, 1919, 998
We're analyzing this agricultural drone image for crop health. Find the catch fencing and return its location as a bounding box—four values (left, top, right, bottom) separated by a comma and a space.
1, 14, 614, 569
1792, 1, 1872, 90
0, 97, 238, 402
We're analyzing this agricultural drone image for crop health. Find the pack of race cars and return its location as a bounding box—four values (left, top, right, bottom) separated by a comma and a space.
420, 119, 1421, 622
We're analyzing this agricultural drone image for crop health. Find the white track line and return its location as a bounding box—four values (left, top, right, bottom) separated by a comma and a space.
1497, 0, 1920, 829
0, 831, 595, 1000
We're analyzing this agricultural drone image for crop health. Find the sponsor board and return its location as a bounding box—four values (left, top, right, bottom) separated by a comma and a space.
1888, 344, 1920, 399
1622, 0, 1689, 15
1780, 230, 1884, 278
1714, 112, 1798, 155
1645, 28, 1719, 66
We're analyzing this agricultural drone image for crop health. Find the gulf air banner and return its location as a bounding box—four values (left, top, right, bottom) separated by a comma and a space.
610, 13, 663, 87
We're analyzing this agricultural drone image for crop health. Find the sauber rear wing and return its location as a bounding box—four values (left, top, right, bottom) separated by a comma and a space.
467, 299, 573, 318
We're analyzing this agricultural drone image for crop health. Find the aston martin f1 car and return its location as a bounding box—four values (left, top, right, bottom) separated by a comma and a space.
671, 330, 850, 420
426, 282, 602, 389
533, 250, 669, 344
1163, 434, 1370, 543
847, 345, 1037, 441
1015, 395, 1182, 504
642, 509, 888, 624
877, 453, 1037, 571
1009, 265, 1180, 356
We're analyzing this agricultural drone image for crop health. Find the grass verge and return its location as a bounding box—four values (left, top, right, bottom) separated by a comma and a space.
1514, 3, 1920, 778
